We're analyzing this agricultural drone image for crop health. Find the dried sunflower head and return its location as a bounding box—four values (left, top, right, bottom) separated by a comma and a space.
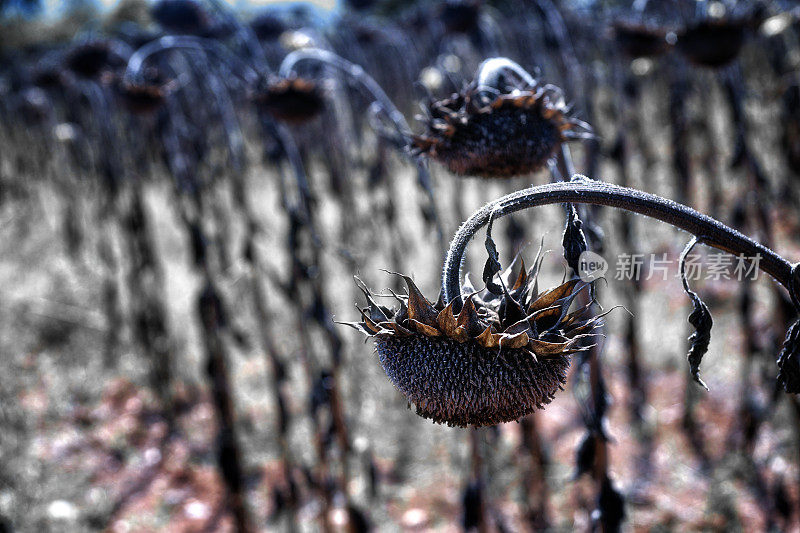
439, 0, 481, 34
676, 18, 747, 68
412, 77, 590, 178
612, 21, 670, 59
64, 41, 122, 79
251, 76, 325, 123
118, 80, 167, 115
151, 0, 211, 35
250, 12, 288, 42
32, 63, 63, 89
116, 67, 169, 115
344, 258, 601, 427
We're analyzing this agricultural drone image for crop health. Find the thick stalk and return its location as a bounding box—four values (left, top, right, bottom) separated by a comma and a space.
442, 179, 796, 305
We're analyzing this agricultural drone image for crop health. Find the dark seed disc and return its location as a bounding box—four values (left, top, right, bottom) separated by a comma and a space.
375, 334, 569, 427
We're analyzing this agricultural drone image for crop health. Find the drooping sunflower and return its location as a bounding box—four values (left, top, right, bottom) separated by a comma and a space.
250, 12, 289, 42
676, 18, 747, 68
250, 76, 325, 124
116, 67, 170, 115
151, 0, 211, 35
439, 0, 481, 35
412, 76, 591, 178
344, 258, 602, 427
118, 80, 167, 115
612, 20, 670, 59
64, 40, 123, 80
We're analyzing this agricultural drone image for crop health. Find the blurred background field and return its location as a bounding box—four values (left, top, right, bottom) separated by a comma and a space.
2, 0, 800, 531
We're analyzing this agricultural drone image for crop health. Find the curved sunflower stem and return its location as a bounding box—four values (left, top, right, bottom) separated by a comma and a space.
206, 0, 270, 70
279, 48, 445, 251
125, 35, 260, 86
280, 49, 408, 137
442, 179, 800, 394
442, 178, 797, 304
475, 57, 536, 91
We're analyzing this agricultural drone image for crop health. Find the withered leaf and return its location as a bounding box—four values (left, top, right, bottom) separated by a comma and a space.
483, 208, 503, 295
596, 475, 626, 533
456, 295, 484, 337
680, 238, 711, 391
511, 257, 528, 291
573, 430, 596, 479
777, 319, 800, 394
686, 297, 712, 390
399, 274, 438, 326
437, 300, 460, 336
562, 204, 587, 275
409, 319, 441, 337
529, 278, 580, 312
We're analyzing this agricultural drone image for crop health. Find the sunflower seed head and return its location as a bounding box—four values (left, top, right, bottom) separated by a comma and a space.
251, 76, 325, 123
412, 82, 588, 178
344, 259, 602, 426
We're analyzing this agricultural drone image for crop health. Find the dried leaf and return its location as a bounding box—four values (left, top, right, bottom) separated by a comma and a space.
777, 319, 800, 394
511, 257, 528, 291
475, 326, 500, 348
456, 295, 484, 337
409, 319, 441, 337
562, 204, 587, 275
780, 264, 800, 393
680, 238, 711, 391
499, 331, 530, 349
437, 300, 460, 336
399, 274, 438, 326
573, 430, 595, 479
483, 207, 503, 294
596, 475, 626, 533
529, 279, 580, 313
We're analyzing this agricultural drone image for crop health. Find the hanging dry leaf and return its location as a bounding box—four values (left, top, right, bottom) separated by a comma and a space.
680, 238, 711, 391
482, 208, 503, 295
777, 319, 800, 394
562, 203, 587, 275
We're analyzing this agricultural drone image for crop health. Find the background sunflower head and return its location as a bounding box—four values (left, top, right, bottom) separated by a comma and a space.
251, 76, 325, 123
412, 79, 590, 178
